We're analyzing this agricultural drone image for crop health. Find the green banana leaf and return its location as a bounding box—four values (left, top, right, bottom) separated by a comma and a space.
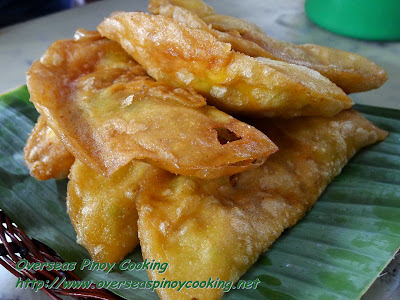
0, 85, 399, 300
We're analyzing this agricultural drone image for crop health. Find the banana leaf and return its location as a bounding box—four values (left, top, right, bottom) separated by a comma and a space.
0, 85, 399, 300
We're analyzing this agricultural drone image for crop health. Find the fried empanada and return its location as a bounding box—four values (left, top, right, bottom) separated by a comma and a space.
97, 12, 353, 118
27, 29, 277, 179
150, 0, 387, 94
67, 159, 150, 263
150, 0, 215, 17
136, 109, 387, 300
23, 115, 74, 180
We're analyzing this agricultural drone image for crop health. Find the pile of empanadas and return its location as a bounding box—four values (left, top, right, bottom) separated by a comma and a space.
23, 0, 388, 299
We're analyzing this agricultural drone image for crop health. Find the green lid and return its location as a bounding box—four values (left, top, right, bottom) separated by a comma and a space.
305, 0, 400, 40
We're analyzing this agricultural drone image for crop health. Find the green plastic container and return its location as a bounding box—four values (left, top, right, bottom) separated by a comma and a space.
305, 0, 400, 40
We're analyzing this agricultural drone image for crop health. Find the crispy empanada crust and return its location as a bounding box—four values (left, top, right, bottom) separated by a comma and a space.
27, 29, 277, 179
67, 159, 150, 263
98, 12, 353, 118
150, 0, 387, 94
23, 115, 74, 180
137, 109, 387, 300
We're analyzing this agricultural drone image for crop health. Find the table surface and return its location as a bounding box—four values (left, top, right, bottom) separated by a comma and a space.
0, 0, 399, 299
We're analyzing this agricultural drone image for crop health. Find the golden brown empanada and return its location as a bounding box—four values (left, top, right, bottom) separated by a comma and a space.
150, 0, 387, 93
27, 29, 277, 179
98, 12, 353, 118
23, 115, 74, 180
137, 109, 387, 300
67, 159, 150, 263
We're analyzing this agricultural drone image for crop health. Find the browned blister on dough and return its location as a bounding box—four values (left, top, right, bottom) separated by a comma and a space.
27, 29, 277, 179
136, 109, 387, 300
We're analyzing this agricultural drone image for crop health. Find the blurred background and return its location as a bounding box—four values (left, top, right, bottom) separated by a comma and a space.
0, 0, 100, 27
